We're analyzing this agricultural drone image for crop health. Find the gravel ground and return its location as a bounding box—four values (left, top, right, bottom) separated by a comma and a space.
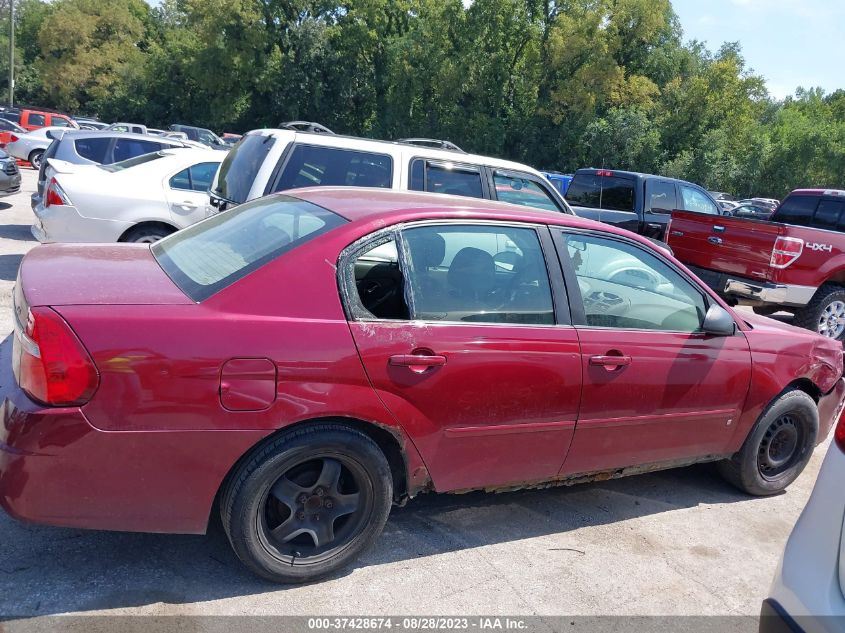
0, 168, 825, 623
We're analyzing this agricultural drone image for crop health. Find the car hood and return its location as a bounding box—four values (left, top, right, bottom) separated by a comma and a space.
19, 243, 193, 306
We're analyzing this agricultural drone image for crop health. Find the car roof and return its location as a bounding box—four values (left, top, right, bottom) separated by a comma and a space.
573, 167, 706, 188
58, 130, 185, 144
789, 188, 845, 197
288, 186, 614, 233
244, 128, 548, 177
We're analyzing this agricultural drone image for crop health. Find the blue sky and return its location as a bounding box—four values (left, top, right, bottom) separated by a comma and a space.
672, 0, 845, 99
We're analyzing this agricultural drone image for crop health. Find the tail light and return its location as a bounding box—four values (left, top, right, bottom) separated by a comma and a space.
14, 306, 99, 406
835, 409, 845, 453
9, 134, 17, 143
770, 236, 804, 269
44, 177, 71, 207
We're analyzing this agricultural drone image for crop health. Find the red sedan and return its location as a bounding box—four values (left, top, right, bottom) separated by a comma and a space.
3, 188, 844, 583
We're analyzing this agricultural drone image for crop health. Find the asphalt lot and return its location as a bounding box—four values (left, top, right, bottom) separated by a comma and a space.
0, 168, 828, 620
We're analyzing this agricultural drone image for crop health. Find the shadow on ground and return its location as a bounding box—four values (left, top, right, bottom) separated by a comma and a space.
0, 458, 749, 617
0, 254, 23, 281
0, 224, 33, 242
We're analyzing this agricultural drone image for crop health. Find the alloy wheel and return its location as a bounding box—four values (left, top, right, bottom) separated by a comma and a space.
817, 300, 845, 339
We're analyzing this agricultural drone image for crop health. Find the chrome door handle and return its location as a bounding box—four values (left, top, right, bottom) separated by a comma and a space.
708, 237, 723, 245
589, 355, 632, 367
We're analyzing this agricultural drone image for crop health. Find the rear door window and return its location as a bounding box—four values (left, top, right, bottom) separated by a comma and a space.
74, 137, 111, 163
409, 159, 484, 199
565, 173, 635, 212
274, 145, 393, 191
27, 113, 46, 127
112, 139, 162, 162
645, 180, 678, 214
679, 185, 719, 215
169, 162, 220, 192
492, 171, 562, 211
772, 195, 819, 227
51, 116, 71, 128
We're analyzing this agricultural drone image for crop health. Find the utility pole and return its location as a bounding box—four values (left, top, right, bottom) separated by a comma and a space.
8, 0, 13, 108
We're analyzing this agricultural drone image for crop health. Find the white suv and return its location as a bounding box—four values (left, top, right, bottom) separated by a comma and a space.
210, 125, 572, 215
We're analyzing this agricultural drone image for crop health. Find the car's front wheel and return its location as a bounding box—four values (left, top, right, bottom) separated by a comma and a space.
221, 424, 393, 583
718, 389, 818, 495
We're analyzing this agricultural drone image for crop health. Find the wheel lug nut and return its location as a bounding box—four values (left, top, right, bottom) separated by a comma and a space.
314, 514, 321, 521
315, 487, 325, 497
297, 494, 308, 504
296, 511, 305, 520
324, 499, 334, 509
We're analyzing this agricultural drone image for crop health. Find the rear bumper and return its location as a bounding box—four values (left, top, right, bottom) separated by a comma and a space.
31, 201, 131, 243
687, 265, 816, 307
759, 599, 804, 633
0, 381, 268, 534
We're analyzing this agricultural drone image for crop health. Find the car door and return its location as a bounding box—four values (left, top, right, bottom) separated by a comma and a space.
165, 161, 220, 225
551, 228, 751, 476
490, 169, 566, 213
342, 221, 583, 492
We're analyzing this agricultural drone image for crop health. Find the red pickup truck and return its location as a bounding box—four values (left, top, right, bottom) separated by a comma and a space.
668, 188, 845, 340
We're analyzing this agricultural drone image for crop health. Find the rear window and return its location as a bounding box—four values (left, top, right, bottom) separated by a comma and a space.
214, 133, 276, 203
74, 137, 111, 163
565, 173, 635, 212
771, 195, 819, 227
152, 195, 348, 301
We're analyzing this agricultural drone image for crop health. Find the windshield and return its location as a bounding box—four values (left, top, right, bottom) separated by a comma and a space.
213, 133, 276, 203
152, 194, 348, 301
99, 152, 167, 172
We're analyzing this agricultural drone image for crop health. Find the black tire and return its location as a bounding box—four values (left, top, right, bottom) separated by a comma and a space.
28, 149, 43, 170
752, 305, 779, 316
794, 283, 845, 341
121, 225, 174, 243
221, 424, 393, 583
717, 389, 818, 496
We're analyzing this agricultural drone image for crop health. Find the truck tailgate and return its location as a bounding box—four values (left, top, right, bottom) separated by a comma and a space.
668, 211, 784, 282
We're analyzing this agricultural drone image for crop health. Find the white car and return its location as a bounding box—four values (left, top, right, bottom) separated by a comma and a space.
763, 411, 845, 633
32, 148, 225, 243
6, 126, 66, 169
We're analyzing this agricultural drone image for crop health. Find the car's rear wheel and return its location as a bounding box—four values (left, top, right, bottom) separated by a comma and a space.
221, 424, 393, 583
121, 225, 174, 243
28, 149, 43, 170
717, 389, 818, 495
794, 284, 845, 341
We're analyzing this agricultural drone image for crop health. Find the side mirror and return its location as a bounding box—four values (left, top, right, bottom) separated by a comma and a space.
702, 304, 736, 336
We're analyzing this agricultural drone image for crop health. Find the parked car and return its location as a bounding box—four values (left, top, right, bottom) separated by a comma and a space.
0, 118, 26, 150
0, 149, 21, 196
730, 203, 775, 220
762, 411, 845, 633
32, 130, 195, 212
3, 187, 844, 584
543, 171, 573, 196
6, 126, 66, 169
212, 125, 572, 215
668, 188, 845, 339
565, 168, 721, 241
739, 198, 778, 212
73, 117, 107, 130
221, 132, 242, 145
170, 124, 228, 149
718, 200, 741, 214
15, 109, 78, 131
33, 148, 223, 243
709, 191, 737, 202
104, 122, 148, 135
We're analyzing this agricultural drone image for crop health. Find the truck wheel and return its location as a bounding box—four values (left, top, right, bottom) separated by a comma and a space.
221, 424, 393, 583
794, 284, 845, 341
717, 389, 818, 496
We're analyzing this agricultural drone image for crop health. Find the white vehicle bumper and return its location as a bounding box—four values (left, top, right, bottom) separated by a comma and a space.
32, 201, 132, 243
764, 444, 845, 633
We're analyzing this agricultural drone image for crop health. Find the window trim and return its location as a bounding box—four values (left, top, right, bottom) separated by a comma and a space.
551, 227, 733, 335
491, 168, 565, 212
269, 142, 394, 194
338, 219, 570, 327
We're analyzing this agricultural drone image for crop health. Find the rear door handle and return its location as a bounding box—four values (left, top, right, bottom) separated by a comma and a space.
589, 355, 632, 367
389, 354, 447, 372
708, 236, 723, 245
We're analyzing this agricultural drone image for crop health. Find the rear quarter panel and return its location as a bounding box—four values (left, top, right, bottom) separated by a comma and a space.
770, 224, 845, 288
